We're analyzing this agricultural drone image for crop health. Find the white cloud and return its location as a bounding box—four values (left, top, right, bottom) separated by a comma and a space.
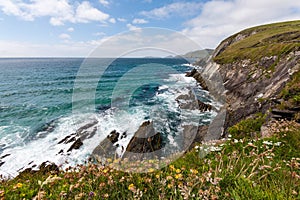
99, 0, 110, 7
67, 27, 74, 32
59, 33, 71, 40
132, 18, 148, 24
109, 18, 116, 23
126, 23, 140, 31
117, 18, 126, 22
182, 0, 300, 48
75, 1, 109, 23
0, 0, 110, 26
140, 2, 202, 19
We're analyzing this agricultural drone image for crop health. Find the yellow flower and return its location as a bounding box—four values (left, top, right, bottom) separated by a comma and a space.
169, 165, 175, 171
167, 184, 172, 189
14, 183, 23, 189
106, 158, 112, 163
176, 169, 181, 173
128, 183, 136, 191
103, 168, 109, 173
175, 174, 183, 179
155, 174, 160, 179
148, 168, 155, 173
190, 169, 198, 174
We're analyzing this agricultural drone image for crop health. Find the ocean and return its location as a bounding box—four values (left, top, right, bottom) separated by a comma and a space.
0, 58, 216, 177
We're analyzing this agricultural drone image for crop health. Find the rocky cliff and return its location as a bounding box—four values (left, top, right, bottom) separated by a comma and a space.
199, 20, 300, 136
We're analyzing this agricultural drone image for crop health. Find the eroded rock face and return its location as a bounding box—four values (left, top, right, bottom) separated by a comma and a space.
122, 121, 162, 161
218, 53, 300, 130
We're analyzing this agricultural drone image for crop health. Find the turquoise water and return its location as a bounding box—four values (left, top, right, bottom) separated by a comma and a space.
0, 58, 215, 177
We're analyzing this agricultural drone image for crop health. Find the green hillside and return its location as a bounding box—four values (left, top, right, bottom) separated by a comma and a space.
214, 20, 300, 64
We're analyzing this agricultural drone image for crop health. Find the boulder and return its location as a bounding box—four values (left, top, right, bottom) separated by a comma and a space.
92, 130, 120, 160
122, 121, 162, 161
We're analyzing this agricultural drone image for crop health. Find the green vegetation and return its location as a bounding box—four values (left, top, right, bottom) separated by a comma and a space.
214, 20, 300, 64
228, 113, 266, 139
280, 70, 300, 109
1, 122, 299, 199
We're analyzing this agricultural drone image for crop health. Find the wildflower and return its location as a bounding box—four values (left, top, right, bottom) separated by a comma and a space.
175, 174, 183, 179
176, 169, 181, 173
167, 184, 172, 189
190, 169, 198, 174
128, 183, 136, 192
263, 141, 273, 145
169, 165, 175, 171
234, 139, 239, 143
13, 182, 23, 189
103, 193, 109, 198
148, 168, 155, 173
155, 174, 160, 179
16, 183, 23, 188
166, 176, 173, 181
274, 142, 281, 146
89, 192, 95, 197
103, 168, 109, 173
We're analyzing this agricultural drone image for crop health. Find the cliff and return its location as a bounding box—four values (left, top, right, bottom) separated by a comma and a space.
200, 20, 300, 136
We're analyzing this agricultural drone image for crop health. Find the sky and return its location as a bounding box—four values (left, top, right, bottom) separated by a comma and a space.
0, 0, 300, 57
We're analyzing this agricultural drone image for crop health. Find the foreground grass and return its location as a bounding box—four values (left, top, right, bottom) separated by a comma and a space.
1, 122, 299, 200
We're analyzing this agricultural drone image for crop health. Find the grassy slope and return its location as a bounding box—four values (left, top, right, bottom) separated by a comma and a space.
1, 21, 300, 199
0, 122, 299, 199
214, 20, 300, 64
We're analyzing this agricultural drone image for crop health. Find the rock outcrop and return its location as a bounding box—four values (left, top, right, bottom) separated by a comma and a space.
92, 130, 121, 161
122, 121, 162, 161
198, 20, 300, 134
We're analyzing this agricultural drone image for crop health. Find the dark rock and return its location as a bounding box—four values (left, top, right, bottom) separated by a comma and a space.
176, 90, 212, 112
92, 130, 120, 160
186, 68, 209, 91
0, 154, 10, 159
39, 161, 59, 174
67, 138, 83, 152
58, 134, 74, 144
122, 121, 162, 161
0, 161, 4, 167
16, 161, 59, 178
271, 109, 296, 120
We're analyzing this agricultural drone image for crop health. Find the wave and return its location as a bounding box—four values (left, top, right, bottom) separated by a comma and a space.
0, 69, 218, 178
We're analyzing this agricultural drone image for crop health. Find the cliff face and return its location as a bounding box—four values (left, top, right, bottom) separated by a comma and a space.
202, 20, 300, 133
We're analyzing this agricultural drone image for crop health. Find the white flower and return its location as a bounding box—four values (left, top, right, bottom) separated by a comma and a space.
274, 142, 282, 146
263, 141, 273, 145
228, 134, 232, 138
234, 139, 239, 143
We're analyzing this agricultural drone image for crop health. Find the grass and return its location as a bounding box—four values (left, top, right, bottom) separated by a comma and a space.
280, 69, 300, 109
214, 20, 300, 64
1, 121, 299, 199
228, 113, 267, 139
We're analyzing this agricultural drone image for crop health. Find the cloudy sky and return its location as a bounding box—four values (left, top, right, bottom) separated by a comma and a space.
0, 0, 300, 57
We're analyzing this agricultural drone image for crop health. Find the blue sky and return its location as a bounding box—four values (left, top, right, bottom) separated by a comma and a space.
0, 0, 300, 57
